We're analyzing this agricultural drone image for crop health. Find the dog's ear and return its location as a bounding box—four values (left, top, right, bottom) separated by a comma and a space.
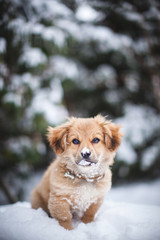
95, 115, 122, 152
106, 123, 122, 152
47, 121, 71, 154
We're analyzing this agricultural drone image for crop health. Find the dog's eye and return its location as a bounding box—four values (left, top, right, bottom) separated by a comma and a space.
92, 138, 100, 143
72, 139, 80, 144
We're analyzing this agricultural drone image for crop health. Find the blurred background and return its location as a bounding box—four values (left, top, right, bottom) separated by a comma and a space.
0, 0, 160, 205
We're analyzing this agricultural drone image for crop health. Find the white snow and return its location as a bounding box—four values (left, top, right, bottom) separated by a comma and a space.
51, 56, 79, 79
108, 180, 160, 206
124, 11, 143, 22
145, 6, 160, 20
28, 93, 67, 125
0, 38, 6, 53
76, 3, 101, 22
27, 79, 68, 125
141, 142, 160, 170
7, 136, 32, 155
32, 0, 72, 19
55, 19, 132, 52
117, 139, 137, 164
81, 147, 90, 155
0, 199, 160, 240
3, 92, 22, 106
116, 104, 160, 166
20, 73, 40, 91
31, 23, 66, 47
64, 171, 75, 180
20, 47, 47, 67
0, 77, 4, 89
2, 173, 159, 239
94, 64, 117, 88
6, 74, 40, 92
78, 159, 91, 166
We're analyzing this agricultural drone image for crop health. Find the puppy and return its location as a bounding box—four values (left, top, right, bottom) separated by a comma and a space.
31, 115, 122, 230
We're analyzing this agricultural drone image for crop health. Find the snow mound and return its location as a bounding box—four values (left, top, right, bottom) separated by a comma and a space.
0, 201, 160, 240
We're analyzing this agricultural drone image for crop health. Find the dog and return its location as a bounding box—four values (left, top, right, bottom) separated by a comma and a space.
31, 115, 122, 230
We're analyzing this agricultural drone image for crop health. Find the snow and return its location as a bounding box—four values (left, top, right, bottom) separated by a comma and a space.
20, 73, 40, 91
2, 172, 158, 239
76, 3, 101, 22
28, 94, 67, 125
2, 73, 39, 106
7, 136, 32, 155
78, 159, 91, 166
41, 27, 66, 46
27, 79, 68, 125
105, 90, 124, 104
32, 0, 72, 19
2, 172, 159, 240
108, 180, 160, 206
64, 171, 75, 180
8, 1, 71, 48
52, 56, 79, 79
3, 92, 22, 106
20, 47, 47, 67
0, 200, 160, 240
117, 139, 137, 164
133, 39, 149, 53
2, 72, 68, 125
0, 77, 4, 89
94, 64, 117, 88
141, 142, 160, 170
124, 74, 139, 92
145, 6, 160, 20
116, 104, 160, 165
0, 38, 6, 53
30, 23, 66, 47
2, 71, 68, 125
124, 11, 143, 22
8, 0, 134, 54
81, 147, 90, 155
122, 104, 160, 146
55, 19, 132, 52
6, 74, 40, 92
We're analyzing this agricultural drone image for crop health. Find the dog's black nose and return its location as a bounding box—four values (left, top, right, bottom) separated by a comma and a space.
81, 152, 91, 159
81, 151, 91, 159
81, 148, 91, 159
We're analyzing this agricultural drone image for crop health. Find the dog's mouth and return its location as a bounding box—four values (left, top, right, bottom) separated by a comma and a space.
77, 158, 97, 167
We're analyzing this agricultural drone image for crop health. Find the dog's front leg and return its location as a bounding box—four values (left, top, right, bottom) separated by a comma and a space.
48, 194, 73, 230
81, 200, 102, 224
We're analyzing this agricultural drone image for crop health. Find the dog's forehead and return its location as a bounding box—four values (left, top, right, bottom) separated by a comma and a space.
70, 118, 102, 135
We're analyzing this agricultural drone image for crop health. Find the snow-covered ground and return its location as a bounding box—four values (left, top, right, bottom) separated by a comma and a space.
0, 200, 160, 240
108, 180, 160, 206
0, 179, 160, 240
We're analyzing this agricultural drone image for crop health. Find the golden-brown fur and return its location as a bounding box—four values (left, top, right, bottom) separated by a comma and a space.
31, 115, 122, 230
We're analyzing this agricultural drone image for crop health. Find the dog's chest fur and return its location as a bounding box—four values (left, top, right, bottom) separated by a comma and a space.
73, 184, 97, 212
52, 164, 112, 219
62, 182, 106, 218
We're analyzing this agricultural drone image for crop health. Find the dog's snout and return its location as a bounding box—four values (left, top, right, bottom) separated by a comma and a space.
81, 147, 91, 159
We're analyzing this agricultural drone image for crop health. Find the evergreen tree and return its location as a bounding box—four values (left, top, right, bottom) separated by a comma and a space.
0, 0, 66, 202
59, 0, 160, 183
